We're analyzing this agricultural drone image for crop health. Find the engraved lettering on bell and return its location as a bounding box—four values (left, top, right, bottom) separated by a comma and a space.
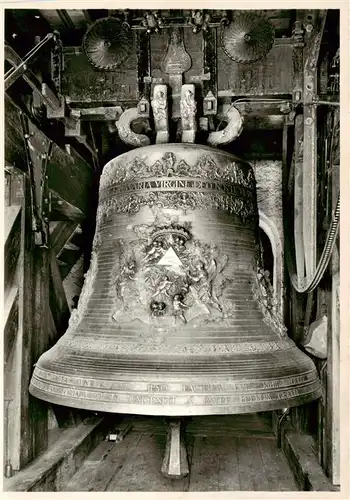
30, 144, 321, 416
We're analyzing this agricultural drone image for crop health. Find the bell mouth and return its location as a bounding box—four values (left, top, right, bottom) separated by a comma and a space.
29, 340, 322, 416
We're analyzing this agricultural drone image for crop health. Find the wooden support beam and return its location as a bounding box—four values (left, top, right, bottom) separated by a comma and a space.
57, 9, 76, 30
161, 419, 189, 479
50, 190, 85, 221
291, 13, 305, 103
39, 9, 69, 30
231, 100, 292, 117
4, 172, 49, 470
58, 251, 83, 281
31, 246, 50, 459
48, 306, 58, 346
325, 123, 340, 485
51, 404, 83, 429
49, 251, 70, 334
58, 246, 83, 269
302, 11, 327, 282
5, 199, 21, 241
4, 417, 107, 492
5, 43, 61, 111
137, 30, 151, 100
281, 421, 338, 491
5, 42, 46, 90
50, 221, 79, 256
82, 10, 93, 25
4, 205, 22, 296
294, 114, 305, 284
65, 9, 91, 29
203, 26, 217, 99
4, 286, 19, 363
41, 83, 62, 112
71, 106, 123, 122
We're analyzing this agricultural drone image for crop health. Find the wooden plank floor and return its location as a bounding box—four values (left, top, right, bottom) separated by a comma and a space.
62, 414, 298, 492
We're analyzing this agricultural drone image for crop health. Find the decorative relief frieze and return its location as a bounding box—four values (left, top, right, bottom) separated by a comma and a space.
57, 338, 293, 355
96, 191, 256, 228
96, 153, 257, 225
100, 153, 255, 190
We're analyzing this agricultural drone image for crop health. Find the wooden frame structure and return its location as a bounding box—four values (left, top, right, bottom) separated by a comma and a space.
3, 7, 341, 489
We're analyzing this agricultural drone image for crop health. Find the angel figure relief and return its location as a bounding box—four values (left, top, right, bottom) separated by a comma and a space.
112, 243, 141, 321
186, 251, 230, 316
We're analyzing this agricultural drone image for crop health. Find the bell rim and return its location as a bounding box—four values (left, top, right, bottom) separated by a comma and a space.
29, 381, 322, 416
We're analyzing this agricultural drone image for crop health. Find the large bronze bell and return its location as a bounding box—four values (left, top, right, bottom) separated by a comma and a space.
30, 144, 321, 416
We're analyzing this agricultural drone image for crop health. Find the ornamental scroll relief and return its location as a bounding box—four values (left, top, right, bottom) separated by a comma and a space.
252, 265, 287, 338
110, 213, 235, 329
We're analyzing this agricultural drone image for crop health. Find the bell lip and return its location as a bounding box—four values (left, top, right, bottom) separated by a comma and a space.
29, 382, 322, 417
103, 143, 251, 168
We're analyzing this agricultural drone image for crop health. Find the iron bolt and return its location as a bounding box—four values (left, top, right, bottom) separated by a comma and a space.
305, 24, 313, 33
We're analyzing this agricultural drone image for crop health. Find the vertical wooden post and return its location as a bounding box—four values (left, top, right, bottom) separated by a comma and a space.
325, 244, 340, 485
302, 11, 327, 282
294, 114, 305, 282
31, 245, 50, 458
5, 169, 49, 470
325, 116, 340, 484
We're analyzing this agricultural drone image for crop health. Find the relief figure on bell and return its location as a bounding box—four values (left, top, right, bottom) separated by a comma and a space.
172, 293, 189, 323
150, 275, 174, 299
141, 239, 165, 265
117, 259, 138, 299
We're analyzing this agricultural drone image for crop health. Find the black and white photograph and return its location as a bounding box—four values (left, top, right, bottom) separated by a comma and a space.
2, 4, 347, 495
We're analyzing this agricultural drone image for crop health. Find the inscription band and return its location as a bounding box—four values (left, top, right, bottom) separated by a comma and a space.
99, 177, 254, 202
31, 378, 318, 406
33, 367, 316, 394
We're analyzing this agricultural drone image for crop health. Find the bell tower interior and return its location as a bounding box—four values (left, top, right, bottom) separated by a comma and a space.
3, 7, 343, 493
